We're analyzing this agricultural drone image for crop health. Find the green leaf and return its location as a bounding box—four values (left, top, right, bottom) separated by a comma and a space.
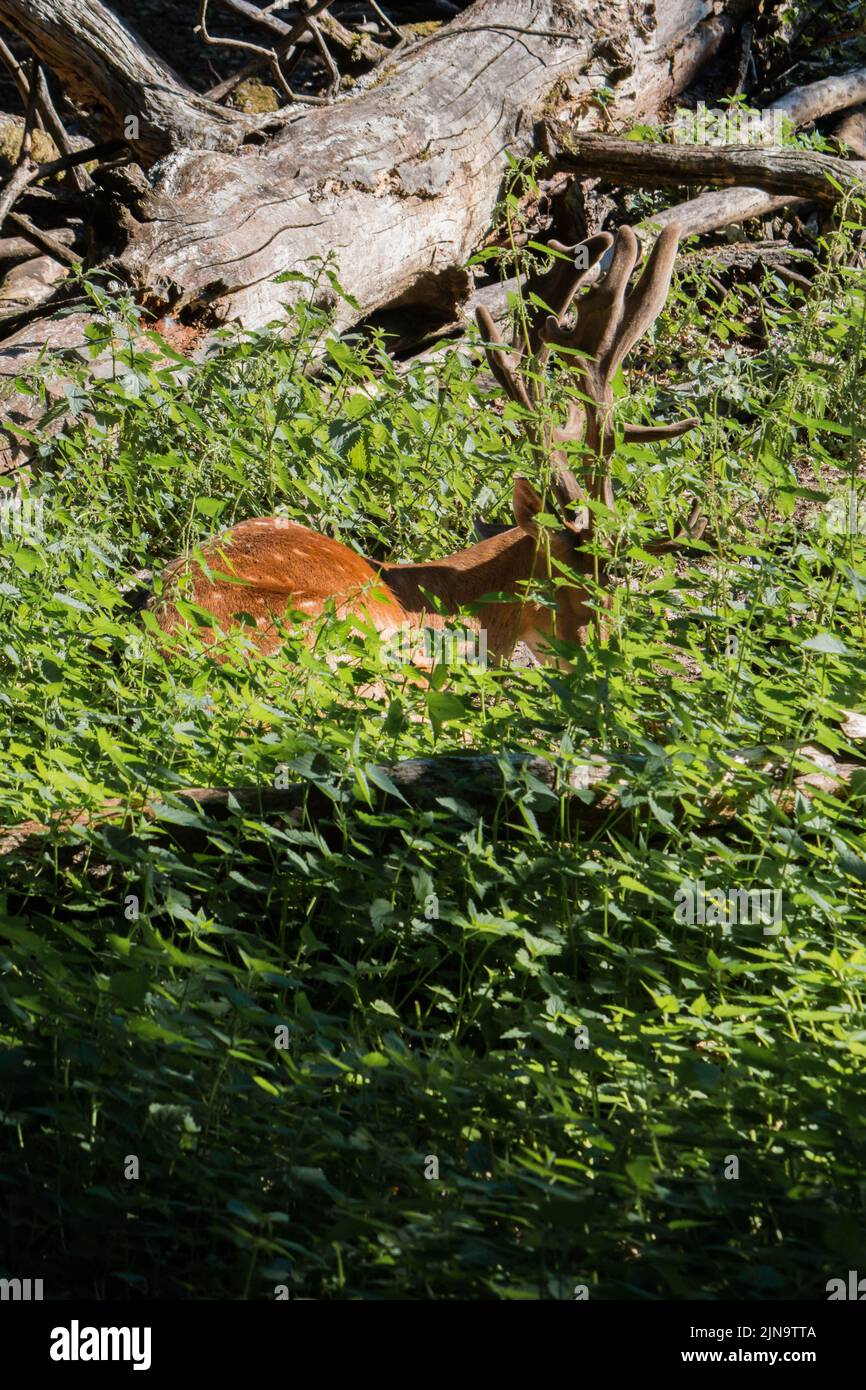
370, 998, 399, 1018
802, 632, 848, 655
426, 690, 465, 734
364, 762, 410, 806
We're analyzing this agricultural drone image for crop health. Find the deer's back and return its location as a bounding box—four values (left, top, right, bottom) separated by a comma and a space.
153, 517, 406, 653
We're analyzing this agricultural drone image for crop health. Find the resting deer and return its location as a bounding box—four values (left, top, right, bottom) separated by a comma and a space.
152, 223, 705, 666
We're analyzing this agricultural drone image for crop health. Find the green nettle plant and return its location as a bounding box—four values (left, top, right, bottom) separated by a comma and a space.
0, 196, 864, 1299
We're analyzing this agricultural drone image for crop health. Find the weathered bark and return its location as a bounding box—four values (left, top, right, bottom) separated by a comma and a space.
772, 68, 866, 128
0, 251, 66, 313
679, 239, 813, 271
638, 187, 802, 239
0, 0, 247, 161
113, 0, 742, 332
833, 106, 866, 159
0, 228, 74, 263
0, 0, 746, 468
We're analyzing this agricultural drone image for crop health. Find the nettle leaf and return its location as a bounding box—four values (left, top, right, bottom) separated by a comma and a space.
843, 564, 866, 601
328, 418, 364, 456
195, 496, 227, 519
370, 998, 399, 1018
426, 690, 465, 735
802, 632, 848, 655
625, 1157, 656, 1192
364, 763, 410, 807
832, 839, 866, 883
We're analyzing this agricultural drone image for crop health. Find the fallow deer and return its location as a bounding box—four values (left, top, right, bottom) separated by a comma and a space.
152, 223, 705, 667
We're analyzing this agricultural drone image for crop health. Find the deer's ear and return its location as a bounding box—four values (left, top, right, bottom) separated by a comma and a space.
512, 477, 544, 535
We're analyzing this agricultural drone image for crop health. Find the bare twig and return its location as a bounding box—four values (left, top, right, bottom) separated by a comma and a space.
0, 163, 33, 229
6, 210, 80, 265
734, 19, 753, 95
0, 228, 73, 263
0, 137, 128, 231
28, 138, 128, 182
306, 14, 340, 95
773, 263, 813, 290
0, 60, 40, 228
197, 0, 296, 103
19, 56, 39, 165
202, 0, 389, 105
0, 34, 32, 109
35, 67, 90, 191
204, 0, 335, 101
368, 1, 402, 41
200, 0, 332, 104
0, 37, 91, 192
316, 8, 386, 64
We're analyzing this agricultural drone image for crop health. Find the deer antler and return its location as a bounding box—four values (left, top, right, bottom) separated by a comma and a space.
477, 221, 705, 540
477, 222, 706, 553
539, 223, 702, 536
475, 231, 613, 516
641, 499, 708, 553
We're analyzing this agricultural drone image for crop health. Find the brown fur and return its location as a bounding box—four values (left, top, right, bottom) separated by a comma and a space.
152, 482, 594, 666
153, 227, 706, 671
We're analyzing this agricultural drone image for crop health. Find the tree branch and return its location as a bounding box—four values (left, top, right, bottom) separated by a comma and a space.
0, 137, 130, 230
203, 0, 335, 102
5, 209, 80, 264
0, 0, 248, 161
544, 131, 866, 203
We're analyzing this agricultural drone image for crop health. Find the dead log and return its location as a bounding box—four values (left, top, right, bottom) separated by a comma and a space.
0, 227, 74, 262
636, 187, 804, 240
110, 0, 739, 332
544, 132, 866, 202
0, 0, 742, 324
679, 239, 813, 271
0, 0, 248, 161
1, 738, 863, 860
0, 251, 66, 313
624, 67, 866, 240
0, 0, 745, 468
833, 106, 866, 159
772, 67, 866, 127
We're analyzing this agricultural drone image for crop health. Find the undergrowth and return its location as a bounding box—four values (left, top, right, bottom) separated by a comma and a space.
0, 197, 865, 1299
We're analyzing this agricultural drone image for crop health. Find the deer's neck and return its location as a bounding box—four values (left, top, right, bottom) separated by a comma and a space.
379, 529, 535, 619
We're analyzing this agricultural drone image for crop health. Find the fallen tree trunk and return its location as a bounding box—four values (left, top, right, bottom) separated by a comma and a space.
2, 738, 863, 859
10, 0, 740, 329
0, 0, 743, 468
833, 105, 866, 158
